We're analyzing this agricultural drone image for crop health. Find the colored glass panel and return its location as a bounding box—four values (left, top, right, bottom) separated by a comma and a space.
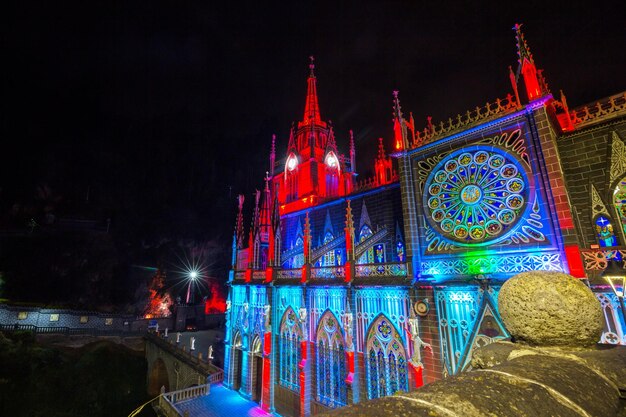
424, 147, 529, 245
365, 314, 409, 399
595, 215, 619, 247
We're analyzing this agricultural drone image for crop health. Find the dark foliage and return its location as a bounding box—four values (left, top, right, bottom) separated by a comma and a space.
0, 331, 154, 417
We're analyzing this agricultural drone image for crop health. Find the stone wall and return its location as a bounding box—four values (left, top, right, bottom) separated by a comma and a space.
0, 304, 174, 332
557, 119, 626, 247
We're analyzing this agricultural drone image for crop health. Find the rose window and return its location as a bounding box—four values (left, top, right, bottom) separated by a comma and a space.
424, 148, 529, 244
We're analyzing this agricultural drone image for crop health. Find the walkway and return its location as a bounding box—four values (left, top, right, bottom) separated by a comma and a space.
175, 384, 270, 417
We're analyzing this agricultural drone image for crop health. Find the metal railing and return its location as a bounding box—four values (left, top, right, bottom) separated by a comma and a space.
0, 324, 143, 337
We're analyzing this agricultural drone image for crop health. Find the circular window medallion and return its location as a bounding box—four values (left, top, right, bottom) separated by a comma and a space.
424, 147, 529, 244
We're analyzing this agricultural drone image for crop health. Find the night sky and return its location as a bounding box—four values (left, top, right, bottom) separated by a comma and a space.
3, 1, 625, 257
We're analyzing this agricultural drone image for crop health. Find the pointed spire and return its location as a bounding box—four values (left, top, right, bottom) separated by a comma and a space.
377, 138, 386, 160
513, 23, 543, 101
303, 56, 321, 124
252, 189, 261, 233
270, 134, 276, 174
513, 23, 534, 66
349, 129, 356, 173
344, 200, 355, 261
259, 172, 272, 243
359, 201, 371, 231
235, 194, 245, 249
323, 210, 334, 237
509, 65, 520, 105
327, 126, 337, 152
345, 200, 354, 236
393, 91, 407, 151
287, 124, 296, 152
392, 90, 404, 122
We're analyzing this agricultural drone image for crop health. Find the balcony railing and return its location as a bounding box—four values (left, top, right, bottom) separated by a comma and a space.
355, 262, 408, 278
310, 266, 345, 279
276, 269, 301, 279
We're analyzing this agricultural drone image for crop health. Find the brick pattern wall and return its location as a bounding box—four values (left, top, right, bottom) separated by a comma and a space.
532, 106, 579, 246
415, 287, 443, 383
274, 384, 301, 417
557, 120, 626, 246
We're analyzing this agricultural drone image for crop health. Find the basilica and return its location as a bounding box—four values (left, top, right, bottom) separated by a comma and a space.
223, 24, 626, 417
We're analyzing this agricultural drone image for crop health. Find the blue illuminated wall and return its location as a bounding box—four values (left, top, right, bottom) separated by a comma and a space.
280, 185, 405, 268
434, 285, 508, 376
412, 124, 566, 280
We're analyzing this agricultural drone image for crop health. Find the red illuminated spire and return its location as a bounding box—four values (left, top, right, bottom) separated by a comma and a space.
375, 138, 393, 185
326, 126, 337, 153
393, 91, 407, 151
270, 134, 276, 174
287, 124, 296, 153
303, 56, 321, 124
349, 130, 356, 172
235, 194, 245, 249
259, 173, 272, 243
513, 23, 543, 101
514, 23, 534, 66
377, 137, 386, 160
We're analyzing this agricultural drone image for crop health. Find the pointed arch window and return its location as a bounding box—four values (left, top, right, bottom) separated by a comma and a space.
358, 225, 374, 264
292, 236, 304, 269
321, 232, 337, 266
279, 308, 303, 391
316, 311, 347, 407
594, 215, 619, 247
365, 315, 408, 399
396, 241, 405, 262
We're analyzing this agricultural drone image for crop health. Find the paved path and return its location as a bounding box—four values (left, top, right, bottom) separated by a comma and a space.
176, 384, 270, 417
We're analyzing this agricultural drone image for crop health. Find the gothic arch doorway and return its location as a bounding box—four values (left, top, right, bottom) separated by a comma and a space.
250, 335, 263, 402
232, 331, 243, 391
147, 358, 170, 397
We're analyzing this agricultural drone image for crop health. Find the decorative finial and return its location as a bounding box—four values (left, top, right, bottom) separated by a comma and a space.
393, 90, 403, 121
513, 22, 534, 64
377, 138, 386, 160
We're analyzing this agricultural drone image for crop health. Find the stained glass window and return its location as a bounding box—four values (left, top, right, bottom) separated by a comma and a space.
315, 311, 347, 407
292, 236, 304, 268
423, 147, 530, 245
358, 225, 374, 264
322, 232, 336, 266
374, 244, 385, 263
279, 308, 302, 391
396, 241, 405, 262
594, 215, 619, 247
365, 314, 408, 399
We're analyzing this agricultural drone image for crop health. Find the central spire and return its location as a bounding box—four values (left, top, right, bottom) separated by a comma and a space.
303, 56, 321, 124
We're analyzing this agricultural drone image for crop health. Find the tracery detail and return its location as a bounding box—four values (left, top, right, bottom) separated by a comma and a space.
365, 314, 408, 399
316, 311, 347, 407
424, 147, 529, 245
279, 307, 303, 391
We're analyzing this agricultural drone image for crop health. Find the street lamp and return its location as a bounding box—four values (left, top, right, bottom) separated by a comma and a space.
186, 270, 199, 304
601, 259, 626, 322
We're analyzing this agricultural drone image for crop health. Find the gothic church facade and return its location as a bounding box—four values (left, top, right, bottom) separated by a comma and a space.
223, 25, 626, 417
